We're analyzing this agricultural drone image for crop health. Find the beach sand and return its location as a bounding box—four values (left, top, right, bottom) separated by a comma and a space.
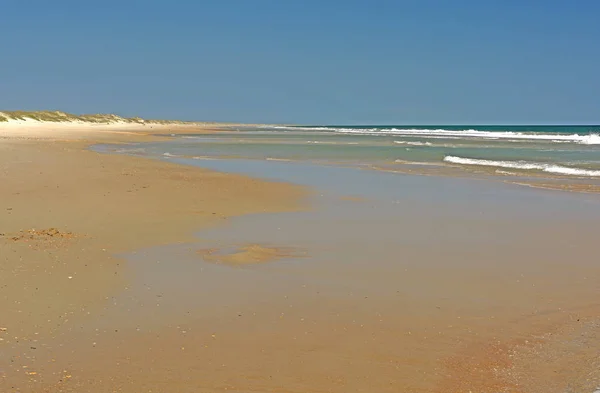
0, 124, 308, 391
2, 124, 600, 393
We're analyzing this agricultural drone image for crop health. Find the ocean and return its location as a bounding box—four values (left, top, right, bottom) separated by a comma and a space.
108, 124, 600, 191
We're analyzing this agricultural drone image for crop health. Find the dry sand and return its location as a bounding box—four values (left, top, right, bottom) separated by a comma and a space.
1, 124, 600, 393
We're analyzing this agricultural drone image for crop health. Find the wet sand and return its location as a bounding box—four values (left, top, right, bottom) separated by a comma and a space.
2, 126, 600, 393
0, 126, 308, 391
177, 160, 600, 393
197, 244, 307, 265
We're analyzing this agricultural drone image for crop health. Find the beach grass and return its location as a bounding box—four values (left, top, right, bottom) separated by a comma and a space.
0, 110, 197, 125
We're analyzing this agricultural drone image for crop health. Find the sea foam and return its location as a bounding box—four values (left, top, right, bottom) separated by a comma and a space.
393, 141, 432, 146
275, 126, 600, 145
444, 156, 600, 177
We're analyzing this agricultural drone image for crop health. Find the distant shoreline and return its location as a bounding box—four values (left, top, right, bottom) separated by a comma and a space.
0, 110, 276, 141
0, 109, 212, 126
0, 110, 298, 129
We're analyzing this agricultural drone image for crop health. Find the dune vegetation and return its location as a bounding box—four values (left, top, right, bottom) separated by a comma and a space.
0, 110, 197, 125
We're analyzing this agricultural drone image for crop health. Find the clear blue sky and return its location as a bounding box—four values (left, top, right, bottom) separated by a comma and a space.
2, 0, 599, 124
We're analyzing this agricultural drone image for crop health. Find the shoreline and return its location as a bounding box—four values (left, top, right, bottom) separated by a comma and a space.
19, 116, 593, 197
2, 123, 600, 392
108, 125, 600, 195
98, 142, 600, 196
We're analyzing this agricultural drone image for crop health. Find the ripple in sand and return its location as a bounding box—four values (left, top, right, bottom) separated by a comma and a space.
197, 244, 307, 266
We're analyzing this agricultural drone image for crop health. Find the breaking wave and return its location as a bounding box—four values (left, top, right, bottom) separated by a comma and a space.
444, 156, 600, 177
393, 141, 432, 146
274, 126, 600, 145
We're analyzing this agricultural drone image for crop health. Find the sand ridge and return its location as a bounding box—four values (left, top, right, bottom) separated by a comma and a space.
198, 243, 307, 265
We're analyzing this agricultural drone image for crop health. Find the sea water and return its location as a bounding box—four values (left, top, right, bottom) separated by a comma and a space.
133, 124, 600, 182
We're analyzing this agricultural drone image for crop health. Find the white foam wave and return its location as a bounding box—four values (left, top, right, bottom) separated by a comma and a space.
495, 170, 517, 176
306, 140, 361, 145
581, 134, 600, 144
444, 155, 600, 177
393, 141, 432, 146
266, 157, 293, 162
394, 159, 443, 166
275, 126, 600, 145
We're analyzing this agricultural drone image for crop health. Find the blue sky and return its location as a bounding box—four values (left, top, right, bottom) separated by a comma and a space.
1, 1, 599, 124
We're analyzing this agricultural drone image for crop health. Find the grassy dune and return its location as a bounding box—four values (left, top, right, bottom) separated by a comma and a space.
0, 110, 197, 125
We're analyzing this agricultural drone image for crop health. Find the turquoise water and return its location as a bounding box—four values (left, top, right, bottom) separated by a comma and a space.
139, 124, 600, 179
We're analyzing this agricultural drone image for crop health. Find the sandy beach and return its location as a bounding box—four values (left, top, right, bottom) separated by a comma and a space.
2, 123, 600, 393
4, 0, 599, 390
0, 124, 308, 391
